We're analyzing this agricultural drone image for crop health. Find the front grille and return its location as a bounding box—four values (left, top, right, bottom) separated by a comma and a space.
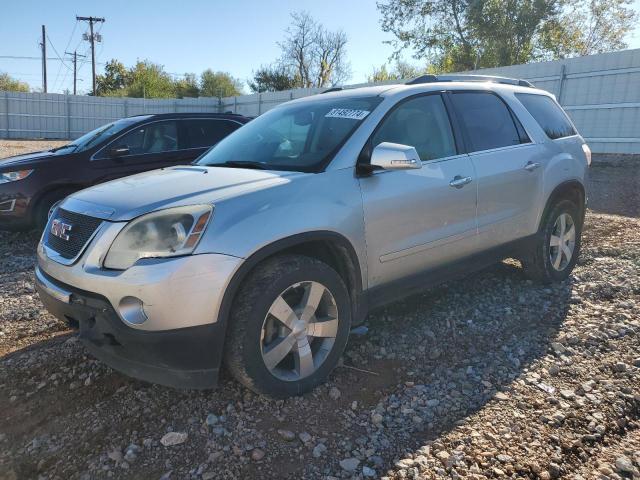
45, 208, 103, 260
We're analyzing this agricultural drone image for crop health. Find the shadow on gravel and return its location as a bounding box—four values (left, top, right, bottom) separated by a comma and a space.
357, 261, 575, 469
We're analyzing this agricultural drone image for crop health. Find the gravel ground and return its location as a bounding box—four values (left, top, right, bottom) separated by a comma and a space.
1, 140, 639, 480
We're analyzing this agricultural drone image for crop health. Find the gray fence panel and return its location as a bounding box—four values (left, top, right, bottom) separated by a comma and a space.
1, 49, 639, 153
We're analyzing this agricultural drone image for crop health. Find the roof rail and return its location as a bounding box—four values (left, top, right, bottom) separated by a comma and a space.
406, 74, 534, 88
322, 87, 343, 94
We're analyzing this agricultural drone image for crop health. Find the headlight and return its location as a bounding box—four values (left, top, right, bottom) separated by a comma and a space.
103, 205, 213, 270
0, 170, 34, 184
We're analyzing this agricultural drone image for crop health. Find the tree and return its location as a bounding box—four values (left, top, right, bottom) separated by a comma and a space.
0, 72, 30, 92
539, 0, 638, 58
249, 64, 299, 93
96, 59, 128, 96
378, 0, 638, 71
378, 0, 559, 71
174, 73, 200, 98
124, 61, 177, 98
200, 70, 242, 98
277, 11, 351, 88
368, 61, 430, 82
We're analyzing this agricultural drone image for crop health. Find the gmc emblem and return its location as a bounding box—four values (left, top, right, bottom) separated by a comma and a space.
50, 219, 72, 241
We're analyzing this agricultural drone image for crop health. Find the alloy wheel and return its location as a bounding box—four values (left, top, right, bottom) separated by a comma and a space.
549, 212, 576, 271
260, 281, 339, 382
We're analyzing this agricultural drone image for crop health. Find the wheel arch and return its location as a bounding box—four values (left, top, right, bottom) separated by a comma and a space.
539, 180, 586, 231
217, 231, 366, 336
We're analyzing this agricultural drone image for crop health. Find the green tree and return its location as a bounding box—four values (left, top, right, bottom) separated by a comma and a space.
368, 61, 430, 82
200, 70, 243, 98
249, 64, 299, 92
539, 0, 638, 58
95, 59, 128, 96
125, 61, 177, 98
0, 72, 30, 92
174, 73, 200, 98
378, 0, 638, 71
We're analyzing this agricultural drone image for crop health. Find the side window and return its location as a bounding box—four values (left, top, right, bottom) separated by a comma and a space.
450, 92, 521, 152
516, 93, 576, 139
371, 95, 456, 161
110, 121, 178, 156
183, 119, 240, 149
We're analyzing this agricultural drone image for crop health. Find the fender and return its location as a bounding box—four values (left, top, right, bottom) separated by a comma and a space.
215, 231, 366, 338
539, 180, 586, 231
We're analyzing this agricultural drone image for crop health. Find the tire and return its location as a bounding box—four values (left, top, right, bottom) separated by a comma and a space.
522, 199, 583, 283
224, 254, 352, 398
34, 189, 75, 233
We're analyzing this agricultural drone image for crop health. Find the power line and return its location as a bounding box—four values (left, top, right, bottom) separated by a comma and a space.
0, 55, 105, 64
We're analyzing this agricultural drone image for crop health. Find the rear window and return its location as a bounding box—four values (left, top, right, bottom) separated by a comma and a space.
449, 92, 524, 152
516, 93, 576, 139
183, 119, 240, 148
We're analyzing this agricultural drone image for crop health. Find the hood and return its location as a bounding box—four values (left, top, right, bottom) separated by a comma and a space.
61, 165, 304, 221
0, 150, 61, 169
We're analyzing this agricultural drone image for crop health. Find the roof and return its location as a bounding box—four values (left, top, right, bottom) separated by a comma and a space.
124, 112, 251, 121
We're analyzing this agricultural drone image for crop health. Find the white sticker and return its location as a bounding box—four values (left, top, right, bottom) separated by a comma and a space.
325, 108, 370, 120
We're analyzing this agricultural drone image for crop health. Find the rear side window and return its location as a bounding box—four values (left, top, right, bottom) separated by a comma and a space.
516, 93, 576, 139
183, 119, 240, 149
450, 92, 522, 152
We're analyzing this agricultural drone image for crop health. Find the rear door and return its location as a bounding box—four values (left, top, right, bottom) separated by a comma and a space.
180, 118, 242, 159
358, 93, 478, 288
448, 91, 545, 250
90, 120, 193, 182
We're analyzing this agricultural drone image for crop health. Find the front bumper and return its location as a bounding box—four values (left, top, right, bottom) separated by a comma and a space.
35, 267, 226, 388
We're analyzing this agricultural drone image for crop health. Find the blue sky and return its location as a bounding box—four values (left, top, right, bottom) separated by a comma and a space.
2, 0, 640, 94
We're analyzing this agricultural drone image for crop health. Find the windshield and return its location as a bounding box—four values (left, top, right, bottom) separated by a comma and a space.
197, 96, 382, 171
50, 116, 150, 155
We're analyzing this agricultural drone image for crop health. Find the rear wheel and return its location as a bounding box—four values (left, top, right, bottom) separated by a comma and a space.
224, 254, 352, 398
522, 199, 582, 283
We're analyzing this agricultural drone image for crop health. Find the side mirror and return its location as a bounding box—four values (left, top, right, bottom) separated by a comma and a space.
109, 145, 130, 158
370, 142, 421, 171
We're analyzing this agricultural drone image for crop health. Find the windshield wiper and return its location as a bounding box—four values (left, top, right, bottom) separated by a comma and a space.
49, 144, 77, 153
214, 161, 268, 170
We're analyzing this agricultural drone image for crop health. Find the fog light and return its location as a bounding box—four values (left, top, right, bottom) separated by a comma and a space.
118, 296, 148, 325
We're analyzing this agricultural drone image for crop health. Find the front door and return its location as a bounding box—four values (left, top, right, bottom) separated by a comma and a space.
358, 93, 478, 288
90, 120, 194, 183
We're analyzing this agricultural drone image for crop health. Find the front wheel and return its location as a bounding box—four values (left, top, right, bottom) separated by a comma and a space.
224, 254, 352, 398
522, 199, 583, 283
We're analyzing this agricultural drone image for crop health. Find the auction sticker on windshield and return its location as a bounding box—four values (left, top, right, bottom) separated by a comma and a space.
325, 108, 370, 120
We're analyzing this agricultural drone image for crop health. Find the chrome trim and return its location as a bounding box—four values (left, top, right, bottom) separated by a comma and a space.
35, 266, 71, 304
0, 199, 16, 212
90, 117, 245, 161
43, 218, 106, 266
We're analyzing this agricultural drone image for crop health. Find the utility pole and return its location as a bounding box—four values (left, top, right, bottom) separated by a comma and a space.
65, 51, 86, 95
40, 25, 47, 93
76, 15, 105, 96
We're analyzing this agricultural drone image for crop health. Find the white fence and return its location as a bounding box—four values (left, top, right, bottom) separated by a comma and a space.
2, 49, 640, 154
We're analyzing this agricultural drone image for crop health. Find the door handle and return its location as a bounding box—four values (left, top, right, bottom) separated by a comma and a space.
449, 175, 473, 188
524, 161, 541, 172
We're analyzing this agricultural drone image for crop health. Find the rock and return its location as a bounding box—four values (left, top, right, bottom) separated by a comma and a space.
312, 443, 327, 458
160, 432, 187, 447
329, 386, 341, 400
371, 413, 384, 425
277, 429, 296, 442
615, 456, 635, 474
497, 454, 514, 463
340, 457, 360, 472
362, 465, 376, 477
551, 342, 566, 354
107, 449, 123, 462
560, 389, 575, 400
632, 357, 640, 367
298, 431, 312, 443
250, 448, 265, 461
613, 362, 627, 372
494, 392, 509, 401
205, 414, 218, 426
548, 364, 560, 376
202, 472, 216, 480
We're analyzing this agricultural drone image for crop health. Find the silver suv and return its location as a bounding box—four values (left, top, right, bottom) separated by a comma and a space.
36, 75, 590, 397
